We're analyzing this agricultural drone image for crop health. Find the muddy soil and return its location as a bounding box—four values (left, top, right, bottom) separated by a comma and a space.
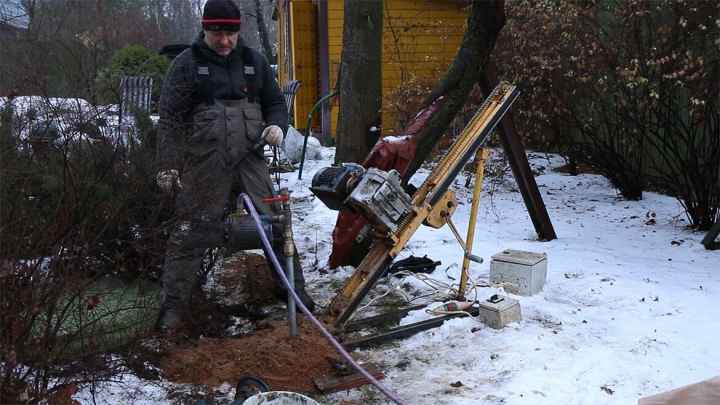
159, 252, 341, 394
160, 318, 340, 394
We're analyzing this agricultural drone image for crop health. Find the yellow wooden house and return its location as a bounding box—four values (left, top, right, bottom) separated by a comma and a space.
276, 0, 468, 138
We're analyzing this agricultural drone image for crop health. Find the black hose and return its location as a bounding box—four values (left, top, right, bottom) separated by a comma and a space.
239, 193, 406, 405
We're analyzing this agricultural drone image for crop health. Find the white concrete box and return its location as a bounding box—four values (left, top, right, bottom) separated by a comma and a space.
490, 249, 547, 296
476, 295, 522, 329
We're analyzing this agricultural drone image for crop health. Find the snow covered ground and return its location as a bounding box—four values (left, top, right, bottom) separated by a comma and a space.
0, 96, 151, 145
292, 148, 719, 405
77, 146, 719, 404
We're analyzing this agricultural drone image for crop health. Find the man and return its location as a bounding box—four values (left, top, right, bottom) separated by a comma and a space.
156, 0, 315, 332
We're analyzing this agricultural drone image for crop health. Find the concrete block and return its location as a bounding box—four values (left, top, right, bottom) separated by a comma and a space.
476, 295, 522, 329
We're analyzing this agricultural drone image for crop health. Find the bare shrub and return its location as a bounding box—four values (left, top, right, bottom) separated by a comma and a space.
496, 0, 720, 225
383, 75, 436, 133
0, 98, 167, 402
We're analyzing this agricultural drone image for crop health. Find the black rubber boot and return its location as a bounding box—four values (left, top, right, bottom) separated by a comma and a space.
156, 305, 186, 334
291, 263, 317, 313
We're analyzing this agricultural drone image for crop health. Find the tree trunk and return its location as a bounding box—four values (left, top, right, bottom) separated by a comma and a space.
405, 0, 506, 180
254, 0, 276, 64
335, 0, 383, 164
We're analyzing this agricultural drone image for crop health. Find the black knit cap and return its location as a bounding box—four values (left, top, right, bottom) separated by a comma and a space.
202, 0, 241, 32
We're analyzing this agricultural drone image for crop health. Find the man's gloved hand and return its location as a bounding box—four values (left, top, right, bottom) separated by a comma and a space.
156, 169, 181, 194
261, 125, 284, 146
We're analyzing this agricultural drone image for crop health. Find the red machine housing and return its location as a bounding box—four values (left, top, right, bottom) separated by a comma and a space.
329, 99, 444, 268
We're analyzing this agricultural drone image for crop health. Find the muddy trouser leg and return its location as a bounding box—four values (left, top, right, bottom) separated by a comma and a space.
235, 154, 316, 312
159, 157, 232, 329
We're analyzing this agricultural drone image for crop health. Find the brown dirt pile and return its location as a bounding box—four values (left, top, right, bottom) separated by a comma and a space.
160, 318, 342, 393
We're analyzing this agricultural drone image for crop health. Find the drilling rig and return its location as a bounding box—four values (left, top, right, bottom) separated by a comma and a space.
310, 82, 521, 330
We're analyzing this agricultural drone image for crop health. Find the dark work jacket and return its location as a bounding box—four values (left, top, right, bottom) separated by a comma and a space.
157, 33, 287, 171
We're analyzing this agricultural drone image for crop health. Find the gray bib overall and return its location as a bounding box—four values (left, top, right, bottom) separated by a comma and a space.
162, 98, 278, 311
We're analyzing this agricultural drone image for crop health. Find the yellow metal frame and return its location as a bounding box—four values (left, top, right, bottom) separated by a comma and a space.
424, 191, 457, 229
457, 148, 490, 299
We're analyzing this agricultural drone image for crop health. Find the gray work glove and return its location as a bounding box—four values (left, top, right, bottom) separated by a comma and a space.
261, 125, 284, 146
156, 169, 181, 194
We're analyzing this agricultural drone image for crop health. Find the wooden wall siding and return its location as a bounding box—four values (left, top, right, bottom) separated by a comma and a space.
285, 0, 465, 134
382, 0, 466, 133
290, 0, 319, 128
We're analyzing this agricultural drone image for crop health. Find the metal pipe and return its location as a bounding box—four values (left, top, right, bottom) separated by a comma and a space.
446, 216, 483, 264
238, 193, 406, 405
286, 254, 297, 336
445, 217, 467, 252
281, 188, 298, 336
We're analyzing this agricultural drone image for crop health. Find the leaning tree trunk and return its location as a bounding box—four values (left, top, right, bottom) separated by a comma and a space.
254, 0, 276, 64
335, 0, 383, 164
405, 0, 506, 180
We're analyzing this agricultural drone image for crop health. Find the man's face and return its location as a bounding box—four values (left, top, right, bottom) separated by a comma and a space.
204, 30, 239, 56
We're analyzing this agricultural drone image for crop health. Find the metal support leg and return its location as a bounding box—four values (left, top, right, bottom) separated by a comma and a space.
458, 148, 490, 299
